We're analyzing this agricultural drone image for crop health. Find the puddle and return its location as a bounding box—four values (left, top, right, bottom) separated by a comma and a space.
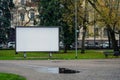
59, 68, 80, 74
17, 64, 80, 74
36, 67, 80, 74
36, 67, 59, 74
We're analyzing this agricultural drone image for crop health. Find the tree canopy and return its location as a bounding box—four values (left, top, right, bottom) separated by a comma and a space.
87, 0, 120, 55
38, 0, 83, 52
88, 0, 120, 30
0, 0, 14, 43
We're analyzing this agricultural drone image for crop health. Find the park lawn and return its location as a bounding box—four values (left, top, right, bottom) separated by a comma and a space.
0, 72, 26, 80
0, 49, 118, 60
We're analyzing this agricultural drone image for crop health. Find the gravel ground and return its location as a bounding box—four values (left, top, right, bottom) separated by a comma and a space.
0, 59, 120, 80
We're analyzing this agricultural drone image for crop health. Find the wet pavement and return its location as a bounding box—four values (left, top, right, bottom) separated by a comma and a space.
0, 59, 120, 80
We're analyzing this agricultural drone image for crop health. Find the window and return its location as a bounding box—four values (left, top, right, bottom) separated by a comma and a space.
95, 28, 99, 37
31, 0, 39, 2
21, 0, 25, 5
86, 29, 89, 38
0, 10, 3, 16
103, 28, 107, 37
30, 12, 34, 20
20, 13, 25, 21
11, 13, 13, 20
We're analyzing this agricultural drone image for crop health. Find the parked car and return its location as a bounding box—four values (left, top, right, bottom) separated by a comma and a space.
100, 41, 112, 48
85, 42, 100, 49
7, 42, 15, 48
0, 44, 3, 48
59, 41, 64, 49
102, 43, 109, 48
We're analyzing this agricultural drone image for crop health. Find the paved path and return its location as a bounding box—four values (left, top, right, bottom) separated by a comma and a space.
0, 59, 120, 80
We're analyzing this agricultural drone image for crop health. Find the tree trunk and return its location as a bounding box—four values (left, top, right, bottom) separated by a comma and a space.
81, 27, 87, 54
64, 44, 68, 53
107, 26, 120, 56
119, 31, 120, 48
81, 0, 88, 54
107, 27, 111, 48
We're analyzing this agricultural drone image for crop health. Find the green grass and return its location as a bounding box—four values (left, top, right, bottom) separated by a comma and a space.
0, 49, 119, 60
0, 72, 26, 80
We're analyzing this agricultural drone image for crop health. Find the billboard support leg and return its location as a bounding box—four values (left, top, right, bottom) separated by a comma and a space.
24, 52, 27, 58
49, 52, 52, 58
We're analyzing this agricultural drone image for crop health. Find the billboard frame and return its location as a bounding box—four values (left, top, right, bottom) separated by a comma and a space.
15, 26, 59, 53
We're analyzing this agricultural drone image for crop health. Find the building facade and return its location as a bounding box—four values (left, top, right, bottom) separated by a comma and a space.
11, 0, 120, 48
78, 0, 120, 48
11, 0, 39, 27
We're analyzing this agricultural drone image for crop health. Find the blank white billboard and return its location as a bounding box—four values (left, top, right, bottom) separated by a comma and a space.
16, 27, 59, 52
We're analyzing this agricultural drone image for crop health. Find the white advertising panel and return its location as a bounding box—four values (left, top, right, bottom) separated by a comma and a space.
16, 27, 59, 52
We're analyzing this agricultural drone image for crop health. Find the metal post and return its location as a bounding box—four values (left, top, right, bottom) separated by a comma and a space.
118, 31, 120, 48
75, 0, 78, 58
94, 6, 96, 48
